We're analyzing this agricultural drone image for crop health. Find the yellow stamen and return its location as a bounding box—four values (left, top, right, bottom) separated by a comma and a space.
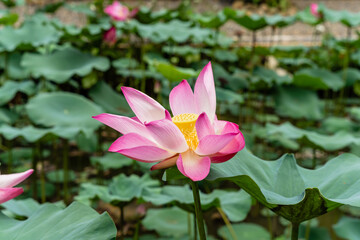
172, 113, 199, 150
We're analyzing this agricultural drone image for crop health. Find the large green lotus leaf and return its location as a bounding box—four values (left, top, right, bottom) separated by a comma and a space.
46, 170, 76, 183
153, 61, 198, 83
337, 68, 360, 87
21, 47, 110, 83
207, 148, 360, 223
323, 8, 360, 27
64, 3, 96, 17
293, 68, 344, 91
274, 86, 323, 120
265, 15, 296, 28
90, 153, 133, 170
1, 198, 64, 218
322, 117, 355, 133
218, 223, 270, 240
0, 201, 116, 240
0, 80, 35, 106
349, 107, 360, 121
265, 122, 360, 151
162, 46, 200, 56
76, 174, 160, 206
0, 52, 30, 79
193, 9, 228, 28
231, 13, 267, 30
0, 125, 50, 142
278, 58, 315, 69
0, 108, 18, 124
252, 66, 292, 87
142, 185, 251, 222
216, 88, 244, 104
333, 216, 360, 240
296, 7, 321, 25
136, 6, 171, 23
213, 49, 238, 63
266, 122, 360, 151
0, 20, 62, 51
26, 92, 103, 133
142, 207, 196, 238
130, 19, 215, 44
89, 81, 132, 116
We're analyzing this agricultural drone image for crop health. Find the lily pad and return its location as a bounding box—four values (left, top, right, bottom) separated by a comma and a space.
90, 152, 133, 170
0, 20, 62, 51
76, 174, 160, 206
218, 223, 270, 240
293, 68, 344, 91
333, 216, 360, 240
26, 92, 103, 137
231, 13, 267, 31
143, 185, 251, 222
274, 86, 323, 120
21, 47, 110, 83
143, 207, 195, 238
0, 124, 50, 142
0, 80, 35, 106
0, 52, 30, 79
152, 61, 198, 83
89, 81, 132, 115
207, 148, 360, 223
0, 201, 116, 240
0, 108, 18, 124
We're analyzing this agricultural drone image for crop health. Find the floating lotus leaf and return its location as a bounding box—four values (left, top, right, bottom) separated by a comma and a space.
207, 148, 360, 223
0, 20, 62, 51
90, 152, 133, 170
152, 61, 198, 83
296, 7, 321, 25
76, 174, 160, 206
231, 12, 267, 30
265, 15, 296, 28
333, 216, 360, 240
218, 223, 270, 240
0, 202, 116, 240
143, 185, 251, 222
21, 47, 110, 83
89, 81, 132, 116
252, 66, 292, 87
142, 207, 195, 238
0, 52, 30, 79
0, 80, 35, 106
46, 170, 76, 183
162, 46, 200, 56
26, 92, 103, 137
0, 125, 50, 142
274, 86, 323, 120
1, 198, 64, 218
338, 68, 360, 87
293, 68, 344, 91
265, 122, 360, 151
0, 108, 18, 124
130, 20, 215, 44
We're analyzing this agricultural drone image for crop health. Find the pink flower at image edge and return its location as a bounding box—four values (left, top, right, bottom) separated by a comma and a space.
310, 3, 319, 18
93, 62, 245, 181
104, 1, 138, 21
0, 169, 33, 204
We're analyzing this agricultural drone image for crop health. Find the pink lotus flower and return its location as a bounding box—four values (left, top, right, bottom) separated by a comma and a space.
93, 62, 245, 181
310, 3, 319, 18
104, 1, 138, 21
0, 169, 33, 204
103, 27, 117, 46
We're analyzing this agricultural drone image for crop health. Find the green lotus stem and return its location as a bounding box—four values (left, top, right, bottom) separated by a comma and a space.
133, 221, 140, 240
120, 205, 125, 240
193, 213, 197, 240
305, 219, 311, 240
187, 212, 192, 238
37, 142, 46, 203
217, 207, 237, 240
190, 180, 206, 240
291, 222, 299, 240
32, 146, 38, 199
63, 139, 69, 203
266, 210, 273, 240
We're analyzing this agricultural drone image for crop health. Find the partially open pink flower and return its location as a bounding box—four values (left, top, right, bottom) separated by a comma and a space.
310, 3, 319, 18
93, 62, 245, 181
104, 1, 137, 21
0, 169, 33, 204
103, 27, 117, 46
